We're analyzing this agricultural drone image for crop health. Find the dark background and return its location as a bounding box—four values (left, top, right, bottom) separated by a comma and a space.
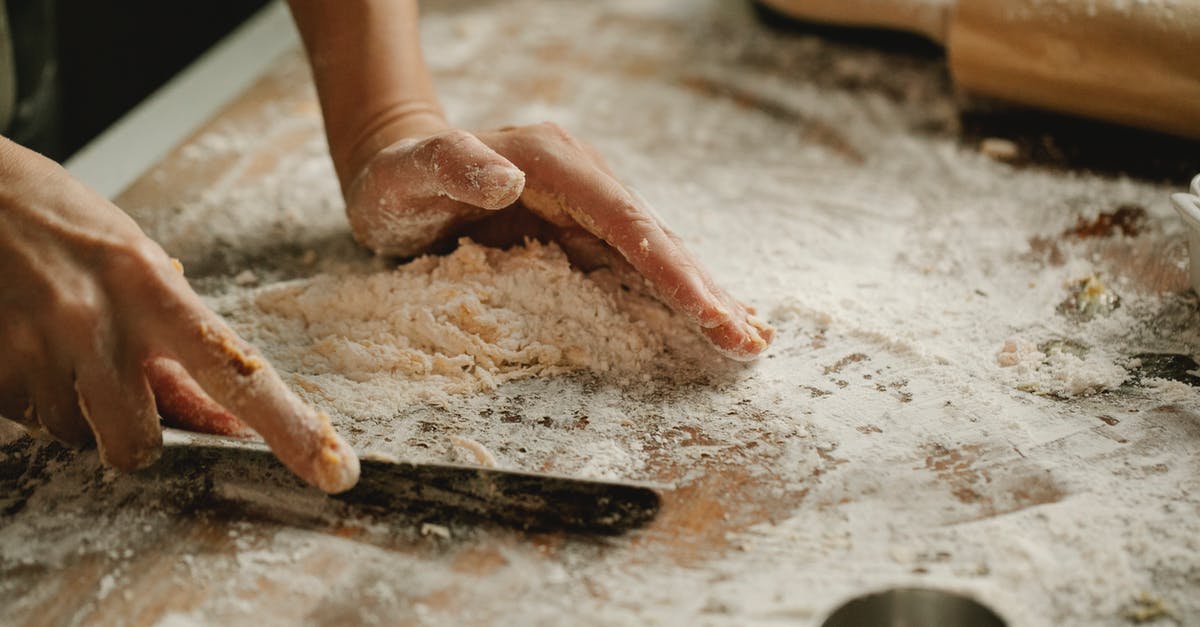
5, 0, 1196, 182
7, 0, 271, 161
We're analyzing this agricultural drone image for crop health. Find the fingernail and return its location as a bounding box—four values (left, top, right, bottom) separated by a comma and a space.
748, 315, 775, 343
309, 412, 360, 493
130, 443, 164, 471
746, 313, 769, 333
735, 320, 769, 358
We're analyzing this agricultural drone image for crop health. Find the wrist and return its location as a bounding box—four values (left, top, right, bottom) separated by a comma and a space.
335, 100, 449, 193
0, 136, 54, 181
0, 137, 66, 210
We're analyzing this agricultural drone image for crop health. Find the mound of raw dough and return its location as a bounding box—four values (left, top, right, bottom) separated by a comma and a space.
220, 239, 664, 417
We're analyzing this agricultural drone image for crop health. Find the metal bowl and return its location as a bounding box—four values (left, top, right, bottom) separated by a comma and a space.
822, 587, 1006, 627
1171, 173, 1200, 295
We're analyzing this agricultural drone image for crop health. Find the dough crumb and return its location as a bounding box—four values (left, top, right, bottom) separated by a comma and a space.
997, 337, 1043, 368
420, 523, 451, 539
234, 270, 259, 286
980, 137, 1019, 161
451, 435, 498, 467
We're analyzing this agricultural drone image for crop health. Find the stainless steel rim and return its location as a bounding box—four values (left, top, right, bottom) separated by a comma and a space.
822, 587, 1007, 627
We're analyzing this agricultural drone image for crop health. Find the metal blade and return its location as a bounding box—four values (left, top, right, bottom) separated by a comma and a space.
161, 428, 663, 534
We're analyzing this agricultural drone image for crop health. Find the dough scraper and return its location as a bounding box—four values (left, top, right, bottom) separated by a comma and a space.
161, 427, 662, 534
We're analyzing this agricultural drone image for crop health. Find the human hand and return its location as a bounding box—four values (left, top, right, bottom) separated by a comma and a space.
0, 139, 359, 493
345, 122, 774, 360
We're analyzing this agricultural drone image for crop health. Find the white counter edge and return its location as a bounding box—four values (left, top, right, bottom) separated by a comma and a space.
64, 0, 300, 200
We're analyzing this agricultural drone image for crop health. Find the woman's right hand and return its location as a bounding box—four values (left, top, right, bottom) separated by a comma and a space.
0, 137, 359, 493
345, 122, 774, 360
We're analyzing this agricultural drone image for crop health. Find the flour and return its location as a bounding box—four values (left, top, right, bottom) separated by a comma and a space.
3, 1, 1200, 625
997, 335, 1129, 397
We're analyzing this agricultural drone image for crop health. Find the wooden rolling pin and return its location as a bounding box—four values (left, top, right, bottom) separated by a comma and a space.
759, 0, 1200, 139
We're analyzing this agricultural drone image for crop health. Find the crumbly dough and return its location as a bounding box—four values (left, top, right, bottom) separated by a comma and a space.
220, 239, 664, 418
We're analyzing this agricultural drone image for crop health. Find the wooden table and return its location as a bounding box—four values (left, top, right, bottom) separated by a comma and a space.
3, 1, 1199, 625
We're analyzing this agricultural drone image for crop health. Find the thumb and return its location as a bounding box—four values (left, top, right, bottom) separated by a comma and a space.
412, 129, 525, 209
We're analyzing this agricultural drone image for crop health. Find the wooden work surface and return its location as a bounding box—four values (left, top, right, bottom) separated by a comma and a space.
3, 1, 1200, 625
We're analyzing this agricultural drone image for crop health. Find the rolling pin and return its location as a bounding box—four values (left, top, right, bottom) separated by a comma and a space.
759, 0, 1200, 139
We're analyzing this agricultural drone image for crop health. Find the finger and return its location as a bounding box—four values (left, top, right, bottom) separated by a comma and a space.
0, 371, 32, 428
547, 181, 773, 358
172, 316, 359, 493
623, 186, 773, 358
74, 356, 162, 471
651, 214, 772, 359
146, 357, 251, 437
518, 159, 729, 328
700, 315, 775, 361
0, 322, 39, 428
345, 130, 524, 257
411, 130, 525, 210
30, 369, 92, 447
625, 186, 726, 305
557, 225, 772, 359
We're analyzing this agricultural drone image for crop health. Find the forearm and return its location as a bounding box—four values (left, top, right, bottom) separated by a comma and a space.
0, 135, 56, 187
287, 0, 449, 192
0, 135, 140, 253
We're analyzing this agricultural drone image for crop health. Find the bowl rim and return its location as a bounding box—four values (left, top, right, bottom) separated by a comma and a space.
820, 586, 1007, 627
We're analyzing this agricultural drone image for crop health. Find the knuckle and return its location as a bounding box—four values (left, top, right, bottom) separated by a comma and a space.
106, 239, 194, 310
102, 237, 169, 279
421, 129, 473, 158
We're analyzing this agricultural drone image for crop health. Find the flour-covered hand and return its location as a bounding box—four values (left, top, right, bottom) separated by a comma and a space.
0, 138, 359, 493
288, 0, 771, 359
345, 122, 773, 360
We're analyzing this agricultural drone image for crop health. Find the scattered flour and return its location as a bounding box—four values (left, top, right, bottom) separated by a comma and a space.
997, 335, 1129, 397
3, 1, 1199, 626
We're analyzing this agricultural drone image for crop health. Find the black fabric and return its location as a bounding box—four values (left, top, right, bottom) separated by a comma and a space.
4, 0, 269, 160
4, 0, 58, 154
